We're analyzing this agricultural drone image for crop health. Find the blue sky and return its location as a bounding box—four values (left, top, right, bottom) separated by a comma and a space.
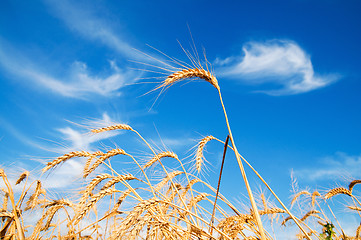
1, 0, 361, 229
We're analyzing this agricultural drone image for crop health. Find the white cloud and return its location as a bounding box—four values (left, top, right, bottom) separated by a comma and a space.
0, 42, 138, 98
44, 0, 145, 60
216, 39, 339, 95
56, 113, 122, 152
293, 152, 361, 182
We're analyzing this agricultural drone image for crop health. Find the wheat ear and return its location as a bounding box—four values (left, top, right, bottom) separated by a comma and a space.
74, 188, 117, 225
349, 179, 361, 192
195, 136, 215, 173
91, 124, 133, 133
43, 151, 93, 173
84, 149, 127, 178
143, 151, 178, 169
324, 187, 352, 199
311, 191, 320, 208
79, 173, 112, 206
15, 171, 29, 185
300, 210, 320, 222
155, 171, 184, 191
100, 174, 137, 191
83, 151, 104, 176
291, 190, 311, 208
159, 68, 219, 90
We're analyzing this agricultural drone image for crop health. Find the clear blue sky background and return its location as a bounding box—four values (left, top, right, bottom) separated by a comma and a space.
0, 0, 361, 231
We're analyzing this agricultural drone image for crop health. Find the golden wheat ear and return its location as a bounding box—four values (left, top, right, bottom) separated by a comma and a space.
349, 179, 361, 192
324, 187, 352, 199
195, 136, 215, 173
157, 68, 220, 91
91, 124, 133, 133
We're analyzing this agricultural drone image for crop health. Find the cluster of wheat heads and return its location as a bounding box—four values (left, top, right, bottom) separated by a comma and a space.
288, 180, 361, 240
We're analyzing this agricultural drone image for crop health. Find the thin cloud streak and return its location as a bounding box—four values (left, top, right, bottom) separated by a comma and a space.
56, 113, 122, 152
0, 42, 137, 98
293, 152, 361, 182
216, 39, 339, 95
44, 0, 147, 61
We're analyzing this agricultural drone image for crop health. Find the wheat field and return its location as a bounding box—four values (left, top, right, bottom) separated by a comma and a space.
1, 63, 360, 240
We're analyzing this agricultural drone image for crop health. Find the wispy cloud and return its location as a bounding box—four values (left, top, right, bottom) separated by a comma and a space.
216, 39, 339, 95
293, 152, 361, 182
44, 0, 145, 60
56, 113, 123, 152
0, 41, 138, 98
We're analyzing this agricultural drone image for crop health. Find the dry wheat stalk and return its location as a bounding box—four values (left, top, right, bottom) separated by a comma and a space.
349, 179, 361, 192
195, 136, 215, 173
43, 151, 93, 173
83, 151, 104, 176
155, 170, 183, 191
84, 149, 127, 178
218, 215, 253, 239
281, 216, 292, 226
182, 178, 200, 197
74, 188, 117, 225
79, 173, 113, 206
311, 191, 320, 208
100, 174, 136, 191
42, 199, 73, 209
2, 190, 9, 210
159, 68, 219, 90
356, 223, 361, 239
143, 151, 178, 169
347, 206, 361, 212
31, 204, 64, 239
41, 205, 64, 231
0, 210, 13, 219
300, 210, 320, 222
15, 171, 29, 185
258, 207, 286, 215
91, 124, 133, 133
108, 189, 132, 213
261, 193, 268, 211
324, 187, 352, 199
187, 193, 209, 208
110, 199, 159, 239
243, 237, 259, 240
26, 180, 43, 210
291, 190, 311, 208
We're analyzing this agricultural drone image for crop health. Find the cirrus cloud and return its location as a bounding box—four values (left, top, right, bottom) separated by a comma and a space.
216, 39, 340, 95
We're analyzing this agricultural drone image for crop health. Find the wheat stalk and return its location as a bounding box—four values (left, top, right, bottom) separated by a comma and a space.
347, 206, 361, 212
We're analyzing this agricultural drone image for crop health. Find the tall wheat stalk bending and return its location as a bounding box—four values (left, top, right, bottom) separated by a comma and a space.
156, 67, 267, 240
